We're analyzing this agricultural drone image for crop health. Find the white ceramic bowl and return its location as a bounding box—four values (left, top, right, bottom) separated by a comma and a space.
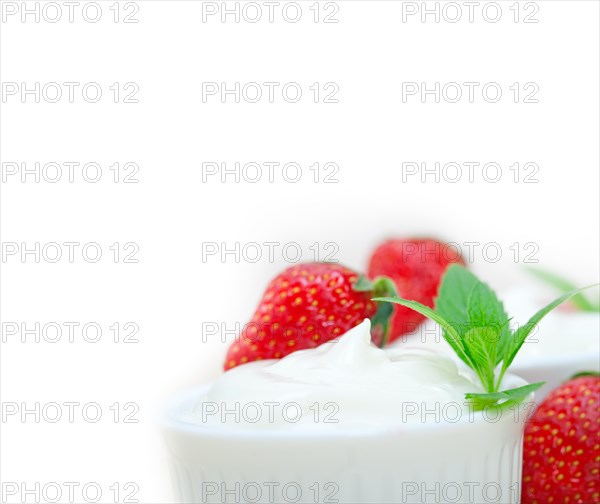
163, 384, 531, 504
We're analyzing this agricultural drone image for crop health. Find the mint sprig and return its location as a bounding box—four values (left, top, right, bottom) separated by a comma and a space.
373, 264, 597, 409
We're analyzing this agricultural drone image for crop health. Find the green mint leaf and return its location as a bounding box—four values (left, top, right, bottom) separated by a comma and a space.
462, 327, 499, 391
435, 264, 479, 337
466, 282, 506, 328
526, 267, 599, 312
495, 318, 515, 367
466, 382, 545, 411
501, 285, 599, 375
435, 265, 509, 390
466, 381, 544, 402
372, 297, 475, 369
466, 282, 512, 366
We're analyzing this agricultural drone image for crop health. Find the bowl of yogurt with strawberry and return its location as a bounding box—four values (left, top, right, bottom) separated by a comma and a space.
163, 320, 531, 504
162, 264, 585, 503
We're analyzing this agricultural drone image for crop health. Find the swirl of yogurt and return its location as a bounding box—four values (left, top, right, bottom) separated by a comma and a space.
183, 320, 487, 431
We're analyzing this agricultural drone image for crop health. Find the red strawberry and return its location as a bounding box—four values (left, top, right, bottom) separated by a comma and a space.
522, 373, 600, 504
224, 263, 394, 370
367, 238, 464, 344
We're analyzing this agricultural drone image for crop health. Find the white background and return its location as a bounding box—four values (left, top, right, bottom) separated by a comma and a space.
1, 1, 599, 502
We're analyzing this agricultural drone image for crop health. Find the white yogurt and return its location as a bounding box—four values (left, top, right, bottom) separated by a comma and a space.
183, 320, 486, 430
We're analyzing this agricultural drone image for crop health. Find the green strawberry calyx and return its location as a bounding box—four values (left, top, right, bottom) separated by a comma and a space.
353, 275, 397, 348
569, 371, 600, 380
373, 264, 598, 410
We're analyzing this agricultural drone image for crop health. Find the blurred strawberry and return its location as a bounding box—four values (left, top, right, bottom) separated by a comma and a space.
367, 238, 464, 344
522, 373, 600, 504
224, 262, 395, 370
